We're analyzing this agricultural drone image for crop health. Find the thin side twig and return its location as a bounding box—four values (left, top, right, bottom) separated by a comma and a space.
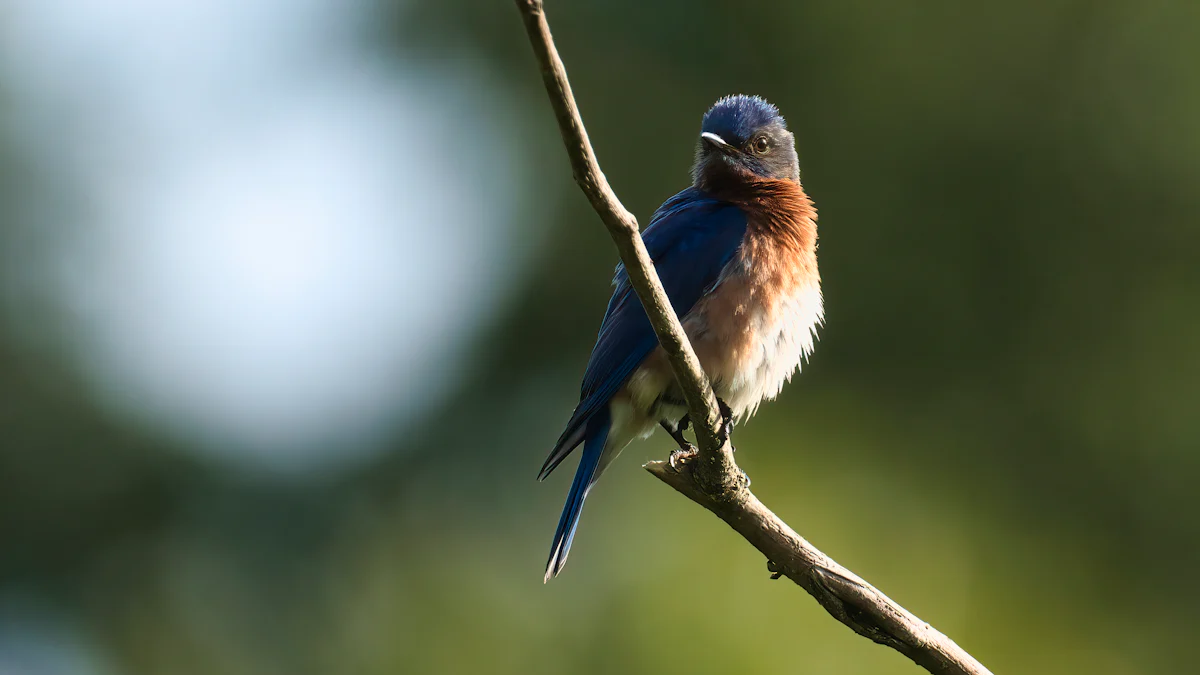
513, 2, 993, 674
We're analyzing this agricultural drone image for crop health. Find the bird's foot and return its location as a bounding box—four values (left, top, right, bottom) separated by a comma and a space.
668, 444, 699, 471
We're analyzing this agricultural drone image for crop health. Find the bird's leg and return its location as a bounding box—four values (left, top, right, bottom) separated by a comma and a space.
660, 417, 693, 451
660, 418, 697, 470
716, 398, 736, 452
714, 398, 750, 487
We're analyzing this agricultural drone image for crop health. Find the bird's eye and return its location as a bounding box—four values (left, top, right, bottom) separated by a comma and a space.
752, 136, 770, 153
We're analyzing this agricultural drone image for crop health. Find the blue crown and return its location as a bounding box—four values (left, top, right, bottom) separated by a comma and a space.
701, 95, 786, 145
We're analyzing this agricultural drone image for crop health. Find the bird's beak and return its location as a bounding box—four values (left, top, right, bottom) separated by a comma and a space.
701, 132, 734, 153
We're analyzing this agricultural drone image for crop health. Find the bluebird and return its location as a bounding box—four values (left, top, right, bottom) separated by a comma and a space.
539, 95, 822, 581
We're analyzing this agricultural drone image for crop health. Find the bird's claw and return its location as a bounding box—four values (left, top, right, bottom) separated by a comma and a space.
668, 445, 699, 470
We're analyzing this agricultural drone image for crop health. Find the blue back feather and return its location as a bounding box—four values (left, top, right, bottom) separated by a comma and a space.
538, 187, 747, 481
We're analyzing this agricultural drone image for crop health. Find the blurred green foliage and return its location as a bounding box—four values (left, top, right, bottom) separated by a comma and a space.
3, 1, 1200, 673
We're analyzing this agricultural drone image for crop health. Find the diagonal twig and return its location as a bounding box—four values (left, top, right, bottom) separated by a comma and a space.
513, 2, 993, 673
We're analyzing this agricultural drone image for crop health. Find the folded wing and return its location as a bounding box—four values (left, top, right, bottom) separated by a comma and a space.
539, 188, 747, 479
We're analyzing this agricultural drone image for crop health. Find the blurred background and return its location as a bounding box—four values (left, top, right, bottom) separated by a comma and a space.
0, 1, 1197, 673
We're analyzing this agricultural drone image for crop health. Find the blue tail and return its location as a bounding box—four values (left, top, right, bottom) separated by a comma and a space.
544, 407, 611, 582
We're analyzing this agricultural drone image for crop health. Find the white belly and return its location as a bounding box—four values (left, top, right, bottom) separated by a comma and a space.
716, 282, 823, 419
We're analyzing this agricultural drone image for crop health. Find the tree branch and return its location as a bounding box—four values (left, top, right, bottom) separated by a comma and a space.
512, 0, 734, 487
513, 2, 993, 673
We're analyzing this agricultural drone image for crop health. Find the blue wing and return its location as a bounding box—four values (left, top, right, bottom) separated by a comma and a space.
538, 187, 747, 479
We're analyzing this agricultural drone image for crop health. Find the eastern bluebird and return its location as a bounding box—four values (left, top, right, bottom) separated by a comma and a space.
540, 95, 822, 581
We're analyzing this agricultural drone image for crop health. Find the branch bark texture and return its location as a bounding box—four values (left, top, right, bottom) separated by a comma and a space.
514, 2, 993, 674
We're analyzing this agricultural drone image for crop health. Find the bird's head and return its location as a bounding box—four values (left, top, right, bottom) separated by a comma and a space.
691, 95, 799, 188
